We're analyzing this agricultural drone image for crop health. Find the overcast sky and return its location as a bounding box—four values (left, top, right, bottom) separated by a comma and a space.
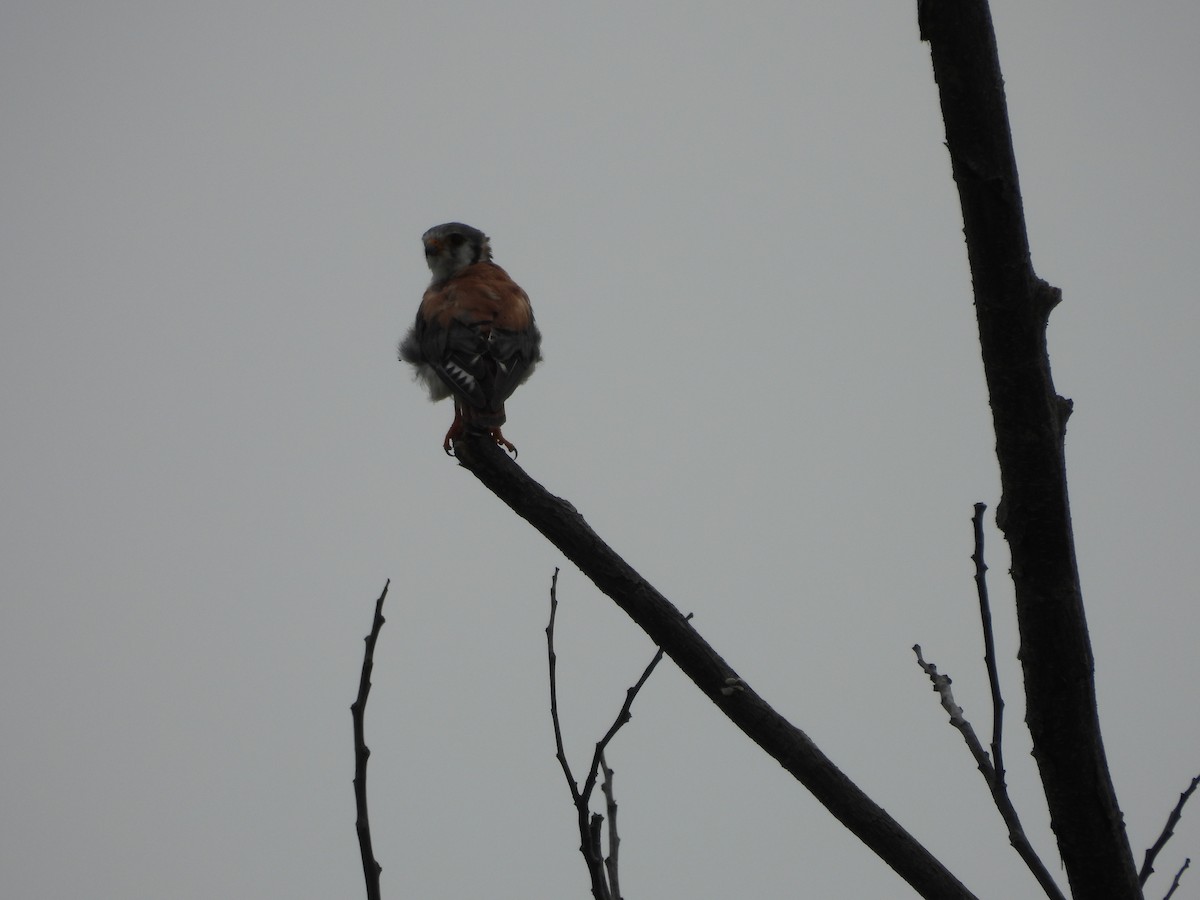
3, 2, 1198, 898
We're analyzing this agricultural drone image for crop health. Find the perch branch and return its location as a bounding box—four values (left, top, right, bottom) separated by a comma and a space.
351, 581, 389, 900
458, 435, 977, 900
1140, 773, 1200, 886
913, 645, 1065, 900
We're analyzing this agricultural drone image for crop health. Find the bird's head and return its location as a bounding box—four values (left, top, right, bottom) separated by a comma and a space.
422, 222, 492, 283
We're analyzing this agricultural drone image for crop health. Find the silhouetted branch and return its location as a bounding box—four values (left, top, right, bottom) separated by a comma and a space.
600, 753, 621, 900
457, 435, 977, 900
913, 645, 1064, 900
970, 503, 1006, 785
1141, 773, 1200, 886
546, 568, 667, 900
581, 621, 677, 805
1162, 858, 1190, 900
913, 506, 1062, 897
918, 0, 1139, 894
546, 570, 607, 900
351, 581, 389, 900
546, 569, 578, 800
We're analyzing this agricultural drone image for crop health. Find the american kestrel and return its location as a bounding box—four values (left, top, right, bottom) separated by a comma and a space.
399, 223, 542, 455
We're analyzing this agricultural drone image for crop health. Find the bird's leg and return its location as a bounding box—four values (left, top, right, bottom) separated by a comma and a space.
444, 402, 518, 458
442, 406, 465, 456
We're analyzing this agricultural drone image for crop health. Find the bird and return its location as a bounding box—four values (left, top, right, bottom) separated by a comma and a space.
399, 223, 542, 456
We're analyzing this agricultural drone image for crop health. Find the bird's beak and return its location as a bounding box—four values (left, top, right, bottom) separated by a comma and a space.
424, 238, 442, 257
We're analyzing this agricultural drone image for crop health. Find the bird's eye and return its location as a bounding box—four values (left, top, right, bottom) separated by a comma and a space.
447, 234, 465, 247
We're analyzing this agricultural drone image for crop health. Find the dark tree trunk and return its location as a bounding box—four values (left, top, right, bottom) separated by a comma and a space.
917, 1, 1141, 896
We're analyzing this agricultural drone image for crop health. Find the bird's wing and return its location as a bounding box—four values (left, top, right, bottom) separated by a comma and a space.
407, 262, 541, 415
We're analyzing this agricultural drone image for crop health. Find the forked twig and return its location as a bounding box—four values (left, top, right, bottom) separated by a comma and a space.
547, 568, 676, 900
546, 570, 608, 897
1140, 773, 1200, 886
912, 507, 1065, 900
912, 646, 1062, 900
351, 581, 389, 900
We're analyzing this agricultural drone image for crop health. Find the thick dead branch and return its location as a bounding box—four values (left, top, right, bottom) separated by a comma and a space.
1141, 773, 1200, 886
913, 645, 1064, 900
351, 581, 389, 900
458, 435, 977, 900
918, 0, 1139, 894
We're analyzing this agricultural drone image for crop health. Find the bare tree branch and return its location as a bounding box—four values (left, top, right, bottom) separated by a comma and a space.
457, 435, 977, 900
545, 571, 608, 899
351, 581, 389, 900
970, 503, 1006, 786
1141, 773, 1200, 886
547, 571, 583, 802
581, 621, 677, 805
917, 1, 1140, 894
919, 505, 1063, 898
546, 568, 667, 900
600, 753, 621, 900
913, 645, 1065, 900
1162, 858, 1190, 900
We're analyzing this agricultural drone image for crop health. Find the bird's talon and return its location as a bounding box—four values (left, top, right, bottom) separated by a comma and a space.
490, 428, 518, 458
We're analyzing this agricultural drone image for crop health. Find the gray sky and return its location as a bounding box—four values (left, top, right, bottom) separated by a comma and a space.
3, 2, 1198, 897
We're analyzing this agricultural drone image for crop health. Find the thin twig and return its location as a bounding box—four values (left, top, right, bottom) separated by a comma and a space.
581, 632, 676, 801
600, 753, 622, 900
913, 644, 1065, 900
1162, 858, 1190, 900
913, 645, 991, 775
1140, 773, 1200, 885
546, 569, 674, 900
971, 503, 1006, 785
547, 571, 583, 799
351, 581, 389, 900
547, 569, 609, 899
